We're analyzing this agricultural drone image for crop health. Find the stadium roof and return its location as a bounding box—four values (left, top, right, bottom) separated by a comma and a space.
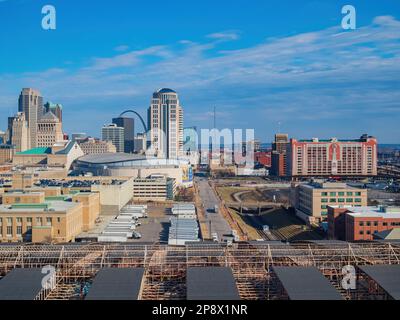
16, 147, 52, 155
272, 266, 343, 300
358, 265, 400, 300
0, 268, 44, 300
77, 153, 147, 164
85, 268, 145, 300
186, 267, 240, 300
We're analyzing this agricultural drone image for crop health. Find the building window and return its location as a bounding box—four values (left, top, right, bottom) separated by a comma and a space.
338, 198, 345, 203
347, 192, 353, 196
36, 217, 42, 226
338, 192, 345, 196
346, 198, 353, 203
321, 198, 328, 203
321, 192, 328, 196
355, 198, 362, 203
46, 218, 52, 226
330, 199, 337, 203
16, 226, 22, 236
6, 226, 12, 237
355, 192, 361, 196
329, 192, 336, 197
366, 222, 371, 226
359, 231, 364, 235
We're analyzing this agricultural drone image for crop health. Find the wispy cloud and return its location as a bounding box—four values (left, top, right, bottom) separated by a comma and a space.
0, 16, 399, 141
206, 30, 241, 41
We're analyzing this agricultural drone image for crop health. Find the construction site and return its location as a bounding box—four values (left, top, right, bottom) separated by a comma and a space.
0, 241, 400, 300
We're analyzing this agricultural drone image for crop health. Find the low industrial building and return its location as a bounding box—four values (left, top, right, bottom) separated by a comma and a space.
290, 181, 367, 225
168, 216, 200, 246
328, 205, 400, 241
133, 175, 176, 201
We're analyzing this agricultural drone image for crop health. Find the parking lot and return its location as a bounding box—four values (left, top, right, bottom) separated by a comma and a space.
129, 204, 170, 243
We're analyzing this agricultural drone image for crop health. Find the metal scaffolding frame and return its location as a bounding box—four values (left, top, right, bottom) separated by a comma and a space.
0, 241, 399, 300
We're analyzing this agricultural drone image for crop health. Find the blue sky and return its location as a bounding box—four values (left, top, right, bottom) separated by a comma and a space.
0, 0, 399, 143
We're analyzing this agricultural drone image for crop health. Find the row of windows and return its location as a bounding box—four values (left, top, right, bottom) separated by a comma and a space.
359, 221, 400, 227
321, 198, 362, 203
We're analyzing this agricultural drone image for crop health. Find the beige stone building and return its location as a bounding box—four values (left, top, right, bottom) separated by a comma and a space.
0, 191, 100, 243
36, 112, 64, 148
0, 145, 15, 165
72, 193, 100, 231
11, 112, 30, 152
290, 181, 368, 225
79, 138, 117, 155
18, 88, 43, 149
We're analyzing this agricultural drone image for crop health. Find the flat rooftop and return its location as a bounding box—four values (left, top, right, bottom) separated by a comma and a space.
0, 200, 79, 213
333, 206, 400, 219
358, 265, 400, 300
301, 182, 359, 190
0, 268, 44, 300
186, 267, 240, 300
85, 268, 145, 300
272, 266, 343, 300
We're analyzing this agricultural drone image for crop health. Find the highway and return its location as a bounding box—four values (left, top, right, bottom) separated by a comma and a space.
195, 177, 232, 240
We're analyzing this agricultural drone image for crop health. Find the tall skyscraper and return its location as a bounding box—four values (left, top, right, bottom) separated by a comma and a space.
148, 88, 183, 159
272, 133, 289, 154
183, 127, 198, 153
286, 134, 377, 177
271, 133, 289, 177
112, 117, 135, 153
102, 124, 124, 153
18, 88, 43, 148
11, 112, 30, 152
36, 112, 64, 147
44, 102, 63, 122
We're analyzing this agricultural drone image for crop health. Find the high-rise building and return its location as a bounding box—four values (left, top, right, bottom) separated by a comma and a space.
183, 127, 198, 153
0, 131, 6, 144
18, 88, 43, 148
102, 124, 124, 153
134, 133, 147, 154
148, 88, 183, 159
11, 112, 30, 152
286, 134, 378, 177
271, 133, 289, 177
112, 117, 135, 153
36, 112, 64, 148
44, 102, 63, 122
272, 133, 289, 154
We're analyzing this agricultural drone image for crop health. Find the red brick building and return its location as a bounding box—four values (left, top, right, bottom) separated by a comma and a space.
255, 151, 271, 167
286, 134, 377, 177
328, 206, 400, 241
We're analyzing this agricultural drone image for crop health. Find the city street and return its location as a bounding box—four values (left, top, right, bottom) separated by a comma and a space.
195, 176, 232, 240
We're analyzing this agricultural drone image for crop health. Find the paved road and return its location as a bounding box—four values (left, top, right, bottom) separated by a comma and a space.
195, 177, 232, 240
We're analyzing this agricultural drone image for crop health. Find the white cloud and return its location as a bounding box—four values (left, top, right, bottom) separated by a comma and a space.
206, 30, 240, 41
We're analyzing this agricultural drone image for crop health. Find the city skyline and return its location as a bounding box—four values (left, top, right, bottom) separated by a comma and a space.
0, 0, 399, 143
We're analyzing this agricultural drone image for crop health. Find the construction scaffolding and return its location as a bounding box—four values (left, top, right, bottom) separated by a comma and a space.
0, 241, 399, 300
